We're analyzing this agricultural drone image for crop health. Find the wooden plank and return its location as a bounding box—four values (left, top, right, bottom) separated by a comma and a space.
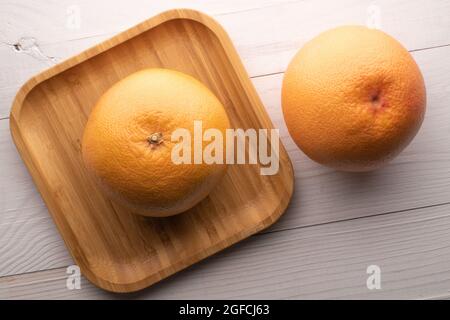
1, 0, 450, 117
0, 0, 294, 119
1, 44, 450, 278
2, 203, 450, 299
0, 0, 291, 44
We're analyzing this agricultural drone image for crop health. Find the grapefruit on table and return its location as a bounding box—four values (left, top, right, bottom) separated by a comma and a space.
82, 68, 230, 217
282, 26, 426, 171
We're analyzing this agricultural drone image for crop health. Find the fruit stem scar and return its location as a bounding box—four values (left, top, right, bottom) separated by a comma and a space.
148, 132, 163, 145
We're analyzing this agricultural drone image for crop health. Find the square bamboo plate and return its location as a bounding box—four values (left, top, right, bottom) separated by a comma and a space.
10, 9, 294, 293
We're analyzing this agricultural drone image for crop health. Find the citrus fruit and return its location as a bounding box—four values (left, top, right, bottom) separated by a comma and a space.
282, 26, 426, 171
82, 68, 230, 217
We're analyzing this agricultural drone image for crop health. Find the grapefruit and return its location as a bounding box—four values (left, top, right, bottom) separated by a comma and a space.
82, 68, 230, 217
282, 26, 426, 171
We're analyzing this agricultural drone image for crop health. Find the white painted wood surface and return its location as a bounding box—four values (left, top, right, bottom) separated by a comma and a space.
3, 204, 450, 300
0, 0, 450, 299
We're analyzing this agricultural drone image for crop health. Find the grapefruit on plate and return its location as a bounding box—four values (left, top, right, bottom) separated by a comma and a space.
82, 68, 230, 217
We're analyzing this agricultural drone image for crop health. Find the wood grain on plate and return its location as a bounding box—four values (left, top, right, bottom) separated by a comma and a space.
8, 9, 294, 292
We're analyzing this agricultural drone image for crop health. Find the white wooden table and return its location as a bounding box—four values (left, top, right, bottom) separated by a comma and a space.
1, 0, 450, 299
